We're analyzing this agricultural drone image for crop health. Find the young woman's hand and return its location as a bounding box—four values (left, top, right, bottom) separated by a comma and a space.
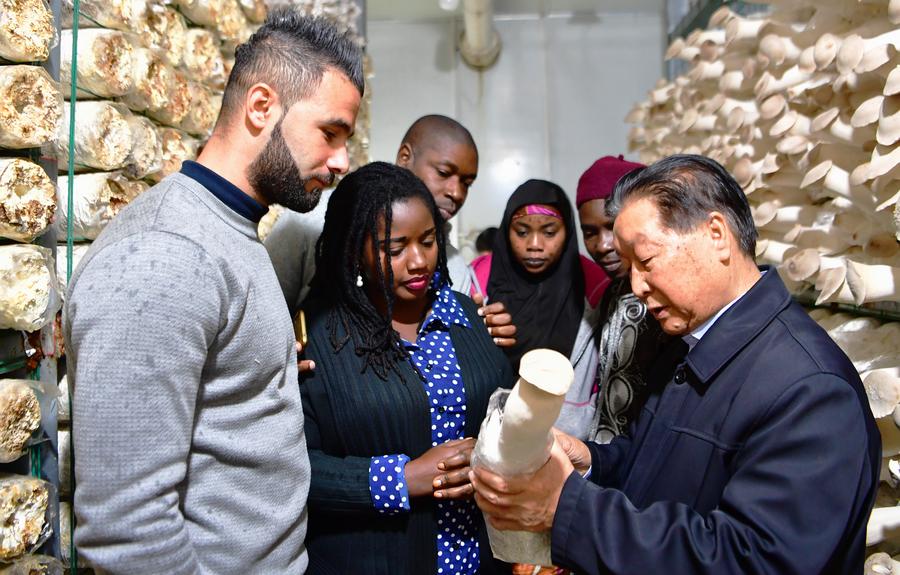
472, 293, 517, 348
295, 342, 316, 373
405, 438, 476, 498
433, 438, 478, 500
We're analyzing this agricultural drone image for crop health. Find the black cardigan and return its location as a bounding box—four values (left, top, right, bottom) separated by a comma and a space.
300, 292, 515, 575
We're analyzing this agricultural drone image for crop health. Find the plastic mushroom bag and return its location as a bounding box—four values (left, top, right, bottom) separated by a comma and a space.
54, 245, 88, 293
0, 66, 62, 149
471, 349, 575, 565
56, 172, 146, 241
0, 555, 63, 575
136, 4, 187, 68
182, 28, 226, 89
122, 114, 162, 180
55, 101, 133, 171
172, 0, 223, 28
61, 0, 148, 33
238, 0, 266, 24
0, 474, 53, 560
0, 0, 55, 62
148, 128, 199, 183
118, 47, 173, 114
216, 0, 252, 50
145, 69, 190, 128
57, 429, 69, 496
59, 502, 75, 568
0, 245, 59, 332
60, 29, 134, 99
180, 83, 219, 137
0, 380, 49, 464
0, 159, 56, 243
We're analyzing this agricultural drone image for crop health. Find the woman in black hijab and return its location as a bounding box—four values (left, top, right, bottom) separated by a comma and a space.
490, 180, 584, 368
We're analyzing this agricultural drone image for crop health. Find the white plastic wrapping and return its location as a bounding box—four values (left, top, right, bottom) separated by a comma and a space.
57, 429, 69, 496
145, 70, 190, 128
237, 0, 266, 23
56, 172, 145, 241
216, 0, 252, 49
0, 159, 56, 243
122, 114, 162, 180
148, 128, 199, 183
182, 28, 226, 89
180, 83, 219, 137
56, 375, 70, 424
61, 0, 148, 33
118, 47, 173, 114
0, 245, 59, 332
138, 5, 186, 67
0, 380, 41, 464
60, 29, 134, 99
472, 349, 575, 565
0, 474, 54, 560
0, 555, 63, 575
0, 66, 62, 149
172, 0, 222, 28
54, 245, 88, 293
59, 502, 74, 568
0, 0, 55, 62
55, 101, 133, 171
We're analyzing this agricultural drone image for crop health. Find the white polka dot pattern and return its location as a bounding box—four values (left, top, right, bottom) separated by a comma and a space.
366, 286, 479, 574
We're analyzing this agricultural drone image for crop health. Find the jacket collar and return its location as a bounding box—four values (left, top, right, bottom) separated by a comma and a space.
685, 266, 791, 386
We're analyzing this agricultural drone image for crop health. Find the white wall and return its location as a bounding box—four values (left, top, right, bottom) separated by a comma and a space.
367, 7, 665, 255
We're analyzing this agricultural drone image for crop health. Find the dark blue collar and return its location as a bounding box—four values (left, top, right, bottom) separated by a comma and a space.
685, 266, 791, 386
180, 161, 268, 223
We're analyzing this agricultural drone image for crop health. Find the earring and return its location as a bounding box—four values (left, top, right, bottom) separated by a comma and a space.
356, 274, 364, 288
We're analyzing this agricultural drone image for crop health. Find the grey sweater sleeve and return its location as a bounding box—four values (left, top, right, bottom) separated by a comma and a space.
66, 232, 224, 575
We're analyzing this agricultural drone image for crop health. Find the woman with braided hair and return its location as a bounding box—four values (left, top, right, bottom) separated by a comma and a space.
299, 161, 514, 574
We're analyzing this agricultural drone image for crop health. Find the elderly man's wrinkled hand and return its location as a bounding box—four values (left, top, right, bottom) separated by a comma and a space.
470, 440, 574, 532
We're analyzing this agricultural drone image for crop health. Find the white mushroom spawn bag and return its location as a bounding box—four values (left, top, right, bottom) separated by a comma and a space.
0, 158, 56, 242
60, 29, 134, 99
0, 474, 52, 560
0, 245, 59, 332
0, 66, 62, 149
56, 172, 145, 240
0, 0, 55, 62
472, 349, 575, 565
55, 101, 133, 171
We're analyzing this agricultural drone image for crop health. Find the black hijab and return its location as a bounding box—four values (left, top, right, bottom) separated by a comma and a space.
487, 179, 585, 372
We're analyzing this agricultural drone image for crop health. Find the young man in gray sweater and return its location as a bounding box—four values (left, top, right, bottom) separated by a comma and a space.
64, 11, 363, 574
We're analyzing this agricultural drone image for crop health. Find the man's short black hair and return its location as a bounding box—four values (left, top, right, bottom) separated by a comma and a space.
219, 9, 364, 122
400, 115, 477, 156
607, 154, 757, 258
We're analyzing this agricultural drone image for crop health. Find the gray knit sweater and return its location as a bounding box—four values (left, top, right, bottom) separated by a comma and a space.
64, 173, 309, 574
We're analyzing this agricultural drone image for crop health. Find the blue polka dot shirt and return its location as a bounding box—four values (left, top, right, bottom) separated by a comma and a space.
368, 286, 480, 575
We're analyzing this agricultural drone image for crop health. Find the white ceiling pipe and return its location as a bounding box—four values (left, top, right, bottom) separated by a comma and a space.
458, 0, 500, 69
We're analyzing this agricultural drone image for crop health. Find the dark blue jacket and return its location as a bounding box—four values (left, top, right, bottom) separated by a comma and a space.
551, 268, 880, 574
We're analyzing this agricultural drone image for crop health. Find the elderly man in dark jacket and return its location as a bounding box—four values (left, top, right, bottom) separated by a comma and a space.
471, 154, 880, 574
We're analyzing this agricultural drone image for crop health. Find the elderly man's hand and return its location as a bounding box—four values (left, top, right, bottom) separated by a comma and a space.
470, 440, 574, 532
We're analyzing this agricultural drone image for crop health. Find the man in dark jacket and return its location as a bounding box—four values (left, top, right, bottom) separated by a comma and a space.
471, 154, 880, 574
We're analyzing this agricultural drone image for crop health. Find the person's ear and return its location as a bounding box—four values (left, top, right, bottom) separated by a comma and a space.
396, 143, 414, 168
244, 83, 280, 132
706, 211, 732, 262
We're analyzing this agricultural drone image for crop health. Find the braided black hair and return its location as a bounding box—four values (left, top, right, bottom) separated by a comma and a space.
309, 161, 450, 380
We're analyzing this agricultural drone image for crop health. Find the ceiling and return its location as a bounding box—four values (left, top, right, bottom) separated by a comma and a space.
366, 0, 664, 21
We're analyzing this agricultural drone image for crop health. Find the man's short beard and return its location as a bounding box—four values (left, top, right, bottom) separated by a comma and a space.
247, 119, 334, 213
